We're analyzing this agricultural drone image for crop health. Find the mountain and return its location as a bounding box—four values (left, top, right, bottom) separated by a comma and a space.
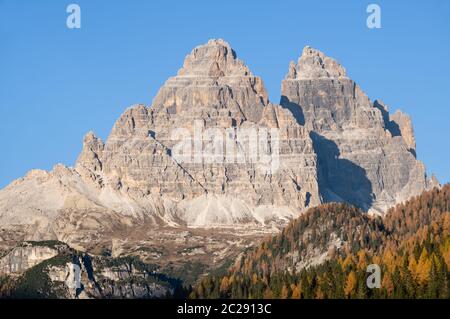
191, 185, 450, 299
0, 39, 439, 286
281, 46, 437, 213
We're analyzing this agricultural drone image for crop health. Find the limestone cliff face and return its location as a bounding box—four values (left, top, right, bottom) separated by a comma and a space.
75, 131, 104, 179
152, 39, 268, 124
281, 46, 432, 213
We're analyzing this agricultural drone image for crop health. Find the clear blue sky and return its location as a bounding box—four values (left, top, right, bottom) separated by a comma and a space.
1, 0, 449, 188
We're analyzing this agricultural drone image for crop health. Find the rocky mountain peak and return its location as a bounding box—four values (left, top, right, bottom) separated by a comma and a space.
390, 110, 416, 151
76, 132, 104, 168
177, 38, 251, 77
374, 100, 417, 152
286, 46, 347, 80
281, 47, 429, 214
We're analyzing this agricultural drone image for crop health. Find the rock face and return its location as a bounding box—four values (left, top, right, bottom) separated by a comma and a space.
281, 46, 433, 213
0, 242, 59, 275
0, 241, 175, 299
0, 39, 437, 274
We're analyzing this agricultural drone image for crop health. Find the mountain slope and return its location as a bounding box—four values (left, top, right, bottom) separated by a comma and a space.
191, 185, 450, 299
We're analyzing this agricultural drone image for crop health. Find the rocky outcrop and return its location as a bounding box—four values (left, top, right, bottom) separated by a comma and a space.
75, 131, 105, 181
0, 242, 60, 275
0, 241, 175, 299
281, 46, 433, 213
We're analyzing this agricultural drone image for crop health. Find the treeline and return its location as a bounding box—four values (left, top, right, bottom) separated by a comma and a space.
191, 185, 450, 299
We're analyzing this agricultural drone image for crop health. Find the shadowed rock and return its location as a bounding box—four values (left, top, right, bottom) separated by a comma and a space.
281, 46, 433, 213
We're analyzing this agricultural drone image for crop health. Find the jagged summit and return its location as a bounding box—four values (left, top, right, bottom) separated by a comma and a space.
152, 39, 268, 123
286, 46, 347, 80
177, 39, 252, 77
75, 130, 104, 174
